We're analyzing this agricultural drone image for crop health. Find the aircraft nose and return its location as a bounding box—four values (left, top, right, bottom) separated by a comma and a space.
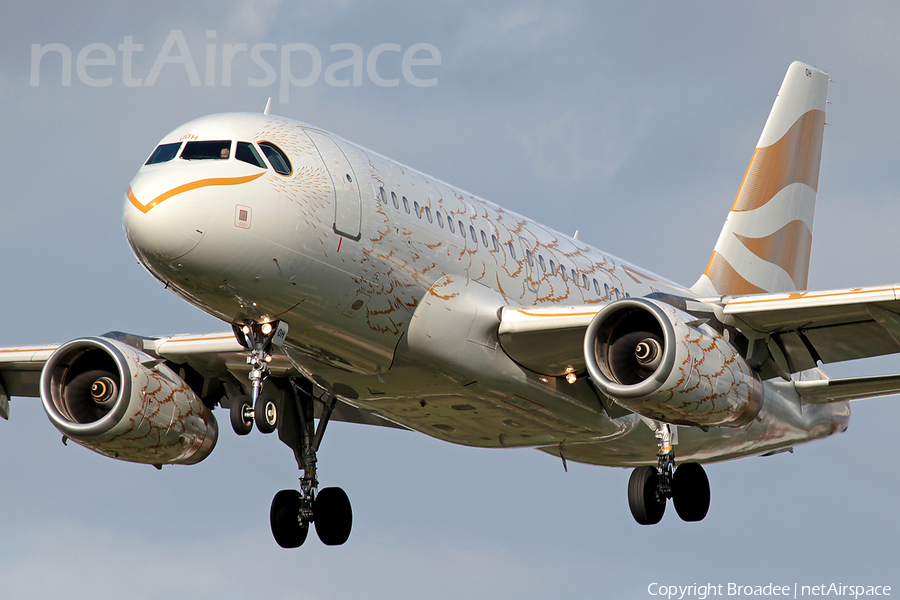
123, 174, 212, 262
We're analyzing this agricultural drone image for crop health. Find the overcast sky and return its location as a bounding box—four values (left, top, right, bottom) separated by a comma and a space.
2, 2, 900, 598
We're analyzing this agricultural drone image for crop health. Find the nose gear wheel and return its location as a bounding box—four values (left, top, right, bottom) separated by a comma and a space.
228, 320, 287, 435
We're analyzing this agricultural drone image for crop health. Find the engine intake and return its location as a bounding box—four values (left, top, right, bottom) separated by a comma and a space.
41, 337, 217, 465
584, 298, 762, 427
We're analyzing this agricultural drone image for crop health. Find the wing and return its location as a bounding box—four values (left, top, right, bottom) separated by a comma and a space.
0, 331, 403, 429
498, 285, 900, 403
721, 284, 900, 369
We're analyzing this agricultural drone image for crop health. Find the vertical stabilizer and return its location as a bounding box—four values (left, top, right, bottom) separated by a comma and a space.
692, 62, 829, 297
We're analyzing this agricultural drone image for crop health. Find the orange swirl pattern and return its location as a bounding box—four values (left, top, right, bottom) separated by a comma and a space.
704, 251, 765, 296
734, 219, 812, 290
731, 109, 825, 213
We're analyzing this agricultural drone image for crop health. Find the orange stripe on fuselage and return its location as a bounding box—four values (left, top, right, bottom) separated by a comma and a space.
127, 172, 266, 214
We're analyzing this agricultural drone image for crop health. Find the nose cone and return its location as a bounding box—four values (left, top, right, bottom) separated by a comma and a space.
123, 172, 212, 262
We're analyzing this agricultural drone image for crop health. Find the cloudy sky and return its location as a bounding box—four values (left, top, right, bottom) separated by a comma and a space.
2, 1, 900, 598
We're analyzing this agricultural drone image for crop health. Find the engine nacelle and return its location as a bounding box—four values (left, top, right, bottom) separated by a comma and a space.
583, 298, 763, 427
40, 337, 217, 465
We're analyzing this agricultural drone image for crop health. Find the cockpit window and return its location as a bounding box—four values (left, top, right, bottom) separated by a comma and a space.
235, 142, 267, 169
145, 142, 182, 165
258, 141, 292, 176
181, 140, 232, 160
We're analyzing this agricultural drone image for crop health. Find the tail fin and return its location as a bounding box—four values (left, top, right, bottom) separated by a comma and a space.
692, 61, 829, 297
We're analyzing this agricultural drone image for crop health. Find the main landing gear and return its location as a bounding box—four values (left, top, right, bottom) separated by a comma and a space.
229, 320, 352, 547
627, 423, 710, 525
269, 378, 352, 547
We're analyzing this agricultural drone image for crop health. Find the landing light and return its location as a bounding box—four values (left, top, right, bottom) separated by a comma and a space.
565, 373, 577, 384
261, 323, 273, 335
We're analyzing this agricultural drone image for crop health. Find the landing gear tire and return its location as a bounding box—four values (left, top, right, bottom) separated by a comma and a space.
672, 462, 710, 522
230, 395, 253, 436
314, 487, 352, 546
270, 489, 309, 548
628, 465, 666, 525
255, 393, 278, 434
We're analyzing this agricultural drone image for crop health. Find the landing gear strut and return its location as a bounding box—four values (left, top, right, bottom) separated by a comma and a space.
229, 320, 288, 436
269, 377, 352, 547
627, 422, 710, 525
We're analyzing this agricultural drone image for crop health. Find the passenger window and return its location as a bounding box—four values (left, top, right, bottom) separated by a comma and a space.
391, 191, 399, 209
378, 187, 387, 204
414, 201, 421, 218
582, 274, 588, 289
550, 260, 556, 275
593, 279, 600, 295
571, 269, 577, 283
425, 206, 433, 223
182, 140, 232, 160
561, 266, 567, 282
436, 211, 444, 228
258, 141, 292, 175
470, 225, 478, 245
508, 242, 516, 260
236, 142, 267, 168
525, 249, 533, 266
539, 255, 546, 272
403, 196, 410, 213
145, 142, 182, 165
458, 221, 465, 237
491, 235, 499, 252
448, 218, 455, 233
480, 230, 488, 247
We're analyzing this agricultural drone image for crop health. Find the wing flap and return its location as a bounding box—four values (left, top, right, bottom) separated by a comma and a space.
0, 345, 58, 398
723, 284, 900, 368
795, 375, 900, 404
723, 285, 900, 330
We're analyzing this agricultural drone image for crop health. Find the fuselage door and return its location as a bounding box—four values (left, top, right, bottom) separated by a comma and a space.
305, 129, 362, 241
518, 236, 539, 294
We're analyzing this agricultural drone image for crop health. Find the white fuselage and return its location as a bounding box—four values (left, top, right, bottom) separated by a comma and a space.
122, 112, 848, 468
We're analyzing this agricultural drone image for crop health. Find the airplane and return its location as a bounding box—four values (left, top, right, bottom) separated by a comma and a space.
2, 61, 899, 548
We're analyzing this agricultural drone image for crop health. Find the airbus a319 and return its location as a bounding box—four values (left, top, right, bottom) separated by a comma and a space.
3, 62, 896, 547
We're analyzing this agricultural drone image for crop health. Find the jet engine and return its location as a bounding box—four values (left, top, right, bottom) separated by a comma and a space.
40, 337, 217, 465
583, 298, 763, 427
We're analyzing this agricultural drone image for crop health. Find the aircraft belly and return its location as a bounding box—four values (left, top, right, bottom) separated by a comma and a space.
280, 351, 638, 448
539, 382, 847, 468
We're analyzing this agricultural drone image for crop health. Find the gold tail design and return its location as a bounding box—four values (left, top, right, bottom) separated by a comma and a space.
692, 62, 829, 297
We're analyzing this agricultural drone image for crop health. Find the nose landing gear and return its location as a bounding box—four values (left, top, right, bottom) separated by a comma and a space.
627, 423, 710, 525
229, 320, 288, 435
